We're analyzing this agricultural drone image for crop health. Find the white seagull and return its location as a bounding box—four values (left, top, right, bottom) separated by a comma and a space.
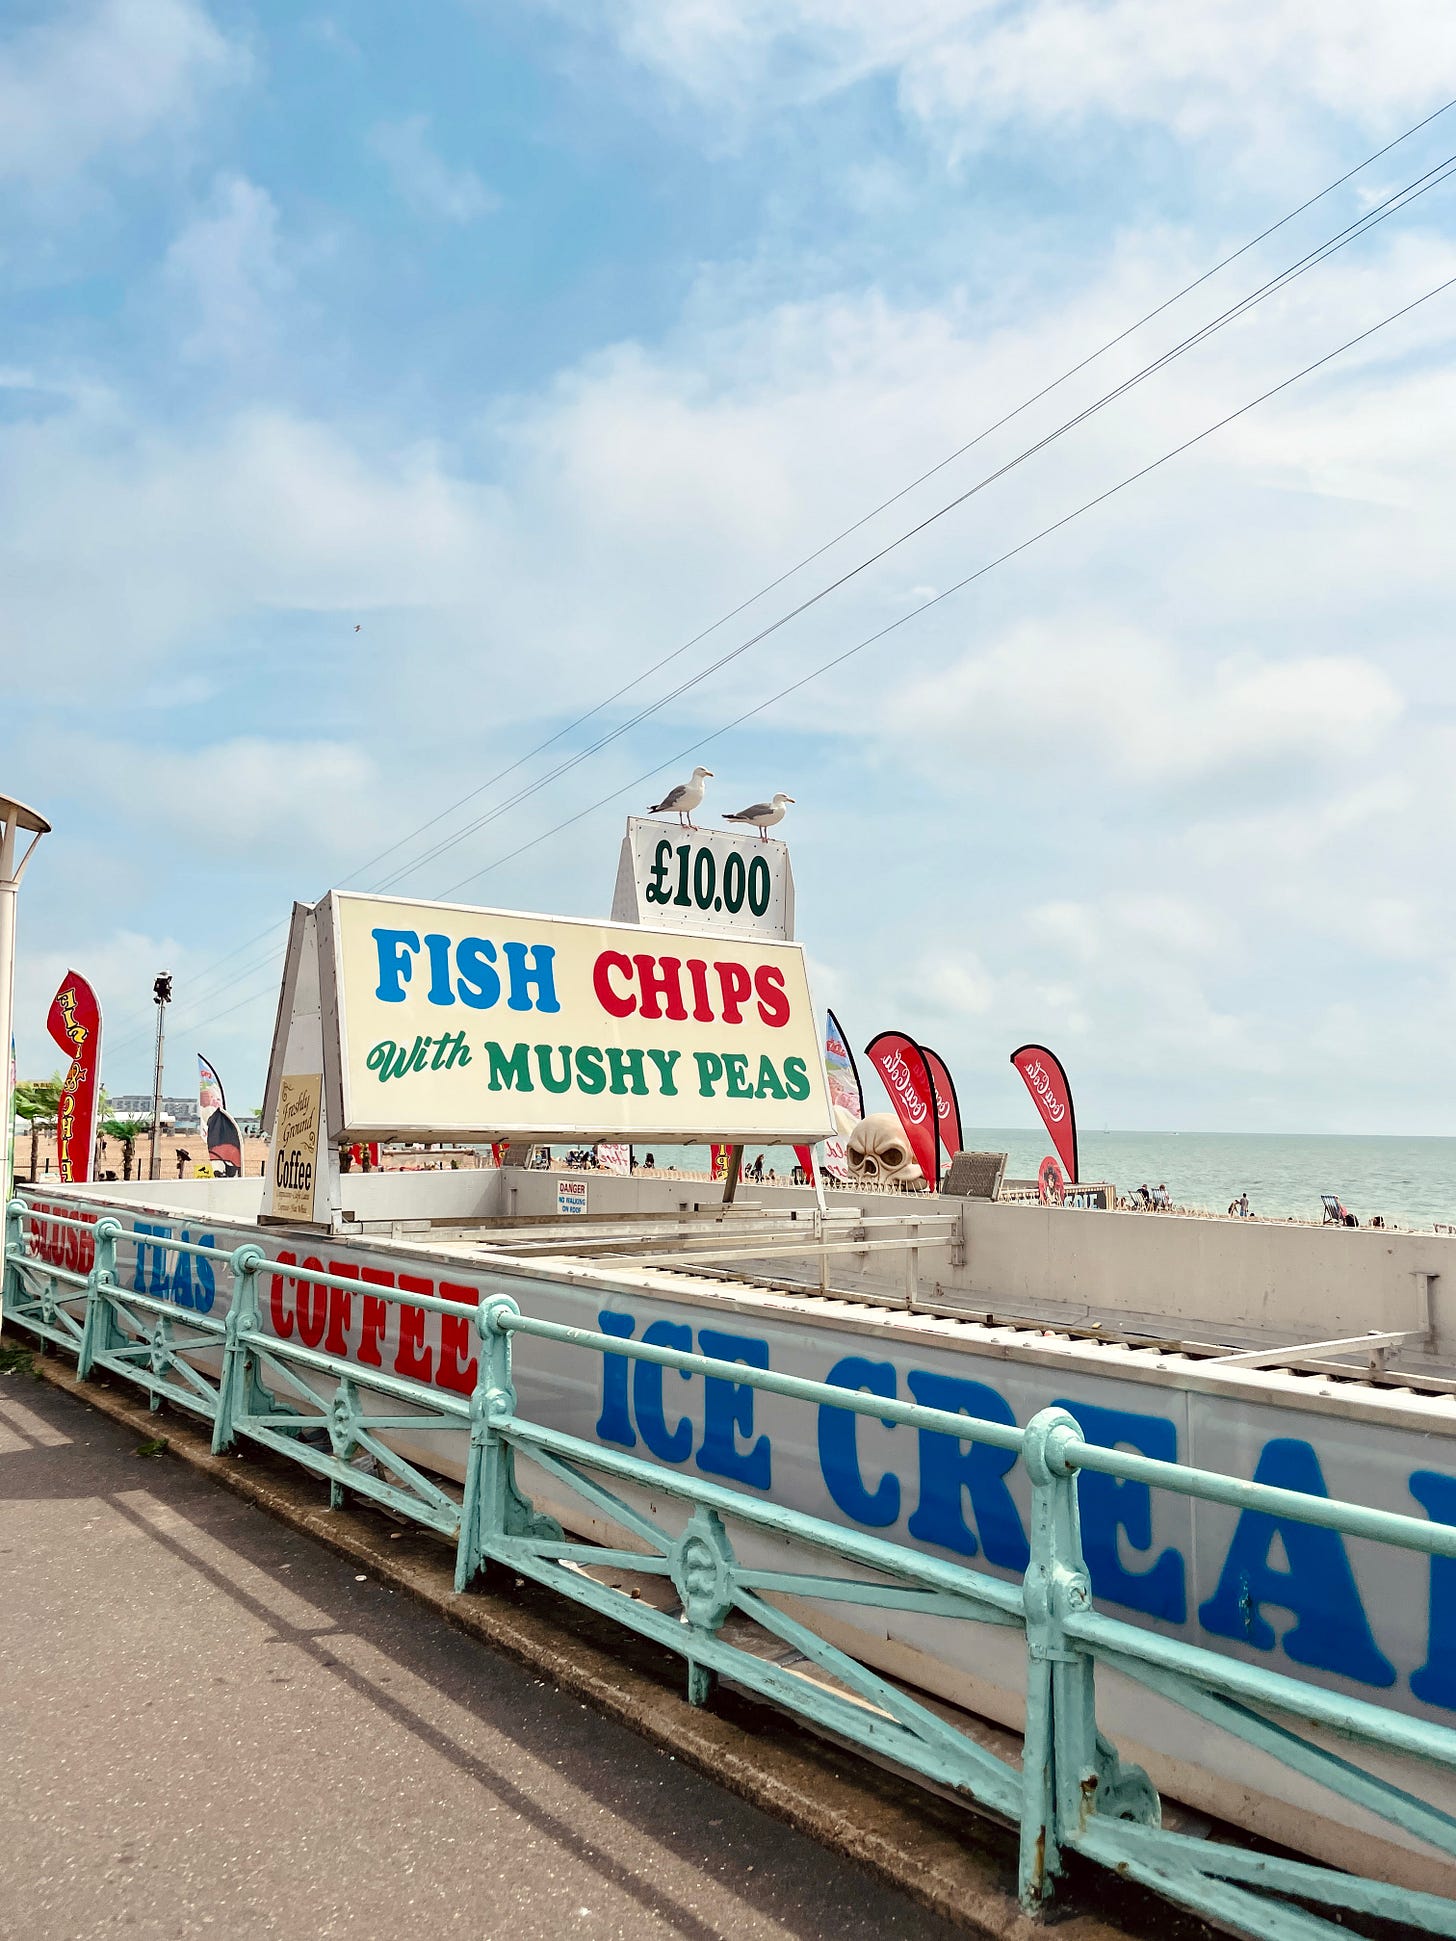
648, 766, 713, 829
723, 792, 794, 841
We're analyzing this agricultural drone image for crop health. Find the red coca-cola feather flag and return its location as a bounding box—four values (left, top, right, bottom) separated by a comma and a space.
919, 1045, 963, 1161
1010, 1043, 1078, 1183
864, 1031, 940, 1191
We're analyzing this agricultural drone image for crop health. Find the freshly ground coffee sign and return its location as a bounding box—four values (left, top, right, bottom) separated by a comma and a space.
325, 891, 835, 1142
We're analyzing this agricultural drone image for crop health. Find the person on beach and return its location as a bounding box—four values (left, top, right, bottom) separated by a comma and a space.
1239, 1192, 1249, 1218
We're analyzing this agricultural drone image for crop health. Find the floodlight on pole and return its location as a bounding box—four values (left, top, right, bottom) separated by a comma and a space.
148, 971, 172, 1183
0, 793, 51, 1199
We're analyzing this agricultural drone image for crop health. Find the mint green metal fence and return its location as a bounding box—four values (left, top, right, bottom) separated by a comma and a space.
5, 1192, 1456, 1939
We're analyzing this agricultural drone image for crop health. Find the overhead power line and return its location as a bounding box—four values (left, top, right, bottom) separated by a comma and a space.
102, 100, 1456, 1071
432, 269, 1456, 899
362, 143, 1456, 890
343, 90, 1456, 891
126, 258, 1456, 1061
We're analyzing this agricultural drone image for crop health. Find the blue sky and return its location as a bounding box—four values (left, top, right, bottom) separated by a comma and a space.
5, 0, 1456, 1133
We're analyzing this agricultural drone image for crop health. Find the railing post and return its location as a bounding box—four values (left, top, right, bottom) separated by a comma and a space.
457, 1293, 520, 1593
76, 1217, 123, 1380
213, 1244, 265, 1455
2, 1195, 26, 1329
1019, 1405, 1158, 1913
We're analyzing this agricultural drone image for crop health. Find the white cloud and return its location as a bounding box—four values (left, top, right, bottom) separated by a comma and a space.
370, 115, 499, 224
0, 0, 243, 186
0, 403, 505, 679
892, 624, 1404, 789
101, 735, 384, 859
919, 952, 997, 1015
557, 0, 1456, 155
901, 2, 1456, 148
161, 175, 290, 362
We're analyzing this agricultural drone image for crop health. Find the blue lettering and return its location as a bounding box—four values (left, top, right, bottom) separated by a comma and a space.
696, 1328, 770, 1490
455, 938, 501, 1010
1198, 1439, 1395, 1688
423, 933, 455, 1006
595, 1310, 637, 1448
1055, 1399, 1186, 1622
502, 941, 560, 1014
172, 1248, 194, 1310
372, 928, 420, 1003
1410, 1470, 1456, 1709
633, 1320, 695, 1462
819, 1356, 900, 1527
131, 1220, 164, 1292
133, 1221, 173, 1298
192, 1238, 216, 1314
906, 1371, 1028, 1568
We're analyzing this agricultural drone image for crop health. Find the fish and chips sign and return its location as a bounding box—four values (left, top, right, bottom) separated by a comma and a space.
262, 890, 834, 1225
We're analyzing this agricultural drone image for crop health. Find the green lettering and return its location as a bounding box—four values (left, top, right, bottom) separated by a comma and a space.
366, 1040, 410, 1082
574, 1045, 607, 1094
723, 1053, 753, 1099
644, 1048, 681, 1096
754, 1055, 786, 1100
534, 1044, 573, 1094
606, 1047, 648, 1095
486, 1042, 534, 1092
783, 1056, 810, 1102
694, 1051, 723, 1097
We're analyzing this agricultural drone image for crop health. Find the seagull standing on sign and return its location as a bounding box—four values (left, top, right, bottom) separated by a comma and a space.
723, 792, 794, 841
648, 766, 713, 830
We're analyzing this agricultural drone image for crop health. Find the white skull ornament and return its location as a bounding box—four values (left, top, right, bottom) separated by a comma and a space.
843, 1112, 924, 1189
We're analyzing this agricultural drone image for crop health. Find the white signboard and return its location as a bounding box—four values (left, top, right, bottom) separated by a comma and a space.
557, 1178, 588, 1215
273, 890, 834, 1145
611, 817, 794, 941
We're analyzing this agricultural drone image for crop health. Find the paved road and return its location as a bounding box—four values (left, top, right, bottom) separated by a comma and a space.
0, 1374, 966, 1941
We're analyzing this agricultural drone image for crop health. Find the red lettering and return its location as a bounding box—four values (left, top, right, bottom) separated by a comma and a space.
714, 960, 752, 1025
631, 952, 687, 1022
296, 1255, 328, 1349
753, 964, 789, 1028
324, 1261, 358, 1357
436, 1313, 477, 1394
394, 1275, 434, 1381
685, 958, 714, 1022
270, 1250, 298, 1339
357, 1266, 394, 1366
593, 950, 636, 1018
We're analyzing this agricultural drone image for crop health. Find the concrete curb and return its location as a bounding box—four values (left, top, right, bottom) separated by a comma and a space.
16, 1343, 1208, 1941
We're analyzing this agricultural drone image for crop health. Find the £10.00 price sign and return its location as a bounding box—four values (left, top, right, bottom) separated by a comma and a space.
611, 818, 794, 941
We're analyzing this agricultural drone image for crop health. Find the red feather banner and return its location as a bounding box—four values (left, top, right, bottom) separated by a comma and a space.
919, 1045, 963, 1160
46, 971, 102, 1184
864, 1031, 940, 1191
1010, 1043, 1078, 1183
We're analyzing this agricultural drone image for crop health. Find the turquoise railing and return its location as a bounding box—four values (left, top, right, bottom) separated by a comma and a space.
5, 1191, 1456, 1939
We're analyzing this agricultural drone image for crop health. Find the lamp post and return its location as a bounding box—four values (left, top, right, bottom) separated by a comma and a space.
0, 794, 51, 1200
147, 972, 172, 1182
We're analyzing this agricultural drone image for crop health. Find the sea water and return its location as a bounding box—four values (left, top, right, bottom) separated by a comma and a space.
627, 1131, 1455, 1229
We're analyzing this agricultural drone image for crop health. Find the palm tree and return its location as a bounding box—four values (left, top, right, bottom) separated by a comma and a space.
13, 1078, 63, 1182
98, 1115, 150, 1182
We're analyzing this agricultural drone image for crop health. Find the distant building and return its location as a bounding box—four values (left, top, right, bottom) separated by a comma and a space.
108, 1094, 201, 1131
